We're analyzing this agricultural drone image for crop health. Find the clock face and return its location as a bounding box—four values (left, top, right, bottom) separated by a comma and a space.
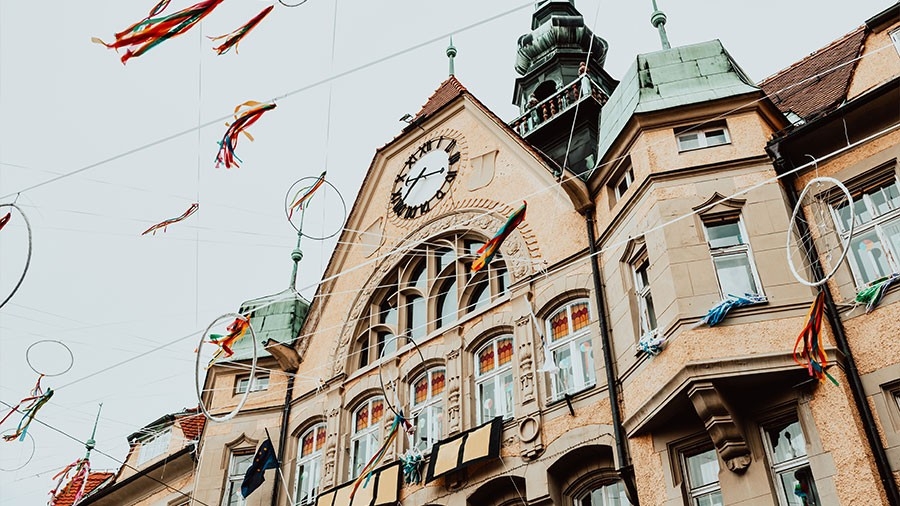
390, 136, 461, 219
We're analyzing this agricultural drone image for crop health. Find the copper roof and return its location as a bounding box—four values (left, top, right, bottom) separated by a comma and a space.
758, 27, 866, 119
412, 76, 468, 122
51, 472, 114, 506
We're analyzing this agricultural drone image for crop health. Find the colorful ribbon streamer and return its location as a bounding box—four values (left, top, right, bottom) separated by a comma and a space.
210, 5, 274, 55
215, 101, 277, 169
793, 291, 838, 385
92, 0, 225, 64
638, 331, 666, 356
141, 203, 199, 235
400, 449, 423, 485
349, 413, 413, 500
697, 293, 766, 327
1, 376, 53, 443
49, 458, 90, 506
288, 171, 327, 220
0, 212, 10, 232
854, 273, 900, 313
207, 317, 250, 360
472, 202, 526, 273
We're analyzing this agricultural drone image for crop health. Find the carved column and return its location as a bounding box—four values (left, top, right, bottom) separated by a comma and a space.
516, 315, 534, 404
687, 382, 752, 473
446, 346, 461, 436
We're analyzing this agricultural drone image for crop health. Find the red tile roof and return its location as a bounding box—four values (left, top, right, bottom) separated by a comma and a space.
759, 27, 866, 119
51, 472, 114, 506
412, 76, 468, 122
177, 412, 205, 442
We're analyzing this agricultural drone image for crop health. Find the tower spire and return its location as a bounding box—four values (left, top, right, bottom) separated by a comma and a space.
446, 37, 457, 76
650, 0, 671, 50
84, 403, 102, 460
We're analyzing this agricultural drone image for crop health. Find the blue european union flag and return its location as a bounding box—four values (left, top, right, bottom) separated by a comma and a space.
241, 438, 279, 498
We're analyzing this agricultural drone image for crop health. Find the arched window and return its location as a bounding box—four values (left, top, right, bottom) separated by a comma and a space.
534, 80, 558, 102
295, 423, 326, 506
410, 368, 445, 452
350, 397, 385, 479
576, 481, 629, 505
546, 299, 595, 399
475, 335, 515, 424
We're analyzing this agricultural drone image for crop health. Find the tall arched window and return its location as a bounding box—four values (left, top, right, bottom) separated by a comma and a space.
410, 368, 445, 452
546, 299, 595, 399
353, 233, 510, 371
350, 397, 385, 479
576, 481, 629, 505
475, 335, 515, 424
294, 423, 326, 506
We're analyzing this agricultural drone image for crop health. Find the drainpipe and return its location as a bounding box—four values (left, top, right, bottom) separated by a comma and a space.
272, 374, 295, 506
584, 207, 640, 505
782, 174, 900, 505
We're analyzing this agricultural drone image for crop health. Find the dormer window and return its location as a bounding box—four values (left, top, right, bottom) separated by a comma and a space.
676, 123, 730, 152
137, 428, 171, 465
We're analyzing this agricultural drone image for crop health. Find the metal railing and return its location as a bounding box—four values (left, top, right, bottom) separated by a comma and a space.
510, 75, 609, 137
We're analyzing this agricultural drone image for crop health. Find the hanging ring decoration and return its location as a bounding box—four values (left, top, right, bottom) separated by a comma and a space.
0, 203, 33, 311
0, 430, 35, 471
283, 174, 347, 240
278, 0, 309, 7
26, 340, 74, 378
786, 176, 853, 287
195, 313, 258, 423
377, 335, 427, 419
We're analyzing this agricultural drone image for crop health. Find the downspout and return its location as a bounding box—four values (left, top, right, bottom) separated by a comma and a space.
272, 374, 295, 506
781, 172, 900, 505
584, 207, 640, 505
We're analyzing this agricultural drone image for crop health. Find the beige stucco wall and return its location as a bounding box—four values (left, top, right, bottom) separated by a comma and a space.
847, 20, 900, 100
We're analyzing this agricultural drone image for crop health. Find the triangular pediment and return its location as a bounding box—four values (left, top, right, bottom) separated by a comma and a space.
692, 192, 746, 220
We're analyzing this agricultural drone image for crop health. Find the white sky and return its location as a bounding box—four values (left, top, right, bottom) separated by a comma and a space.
0, 0, 894, 503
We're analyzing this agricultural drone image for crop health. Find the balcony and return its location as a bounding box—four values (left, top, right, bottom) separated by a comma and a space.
510, 75, 609, 137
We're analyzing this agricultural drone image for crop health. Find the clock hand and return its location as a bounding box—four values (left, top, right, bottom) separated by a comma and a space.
403, 165, 429, 200
416, 167, 445, 179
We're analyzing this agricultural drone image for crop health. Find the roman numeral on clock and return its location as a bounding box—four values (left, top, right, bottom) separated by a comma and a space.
448, 152, 461, 166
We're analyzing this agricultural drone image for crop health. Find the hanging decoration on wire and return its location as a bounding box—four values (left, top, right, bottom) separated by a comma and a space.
472, 202, 527, 273
92, 0, 225, 64
210, 4, 274, 55
695, 293, 767, 327
141, 203, 199, 235
195, 313, 258, 422
26, 340, 75, 378
786, 174, 854, 287
277, 0, 309, 7
637, 331, 666, 356
0, 430, 35, 471
0, 203, 33, 311
855, 273, 900, 313
48, 458, 91, 505
793, 291, 838, 385
0, 375, 53, 443
350, 412, 413, 500
284, 172, 347, 240
215, 101, 276, 169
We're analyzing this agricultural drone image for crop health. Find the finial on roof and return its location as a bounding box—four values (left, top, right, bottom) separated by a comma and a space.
650, 0, 671, 50
289, 232, 303, 291
84, 403, 102, 459
447, 37, 457, 76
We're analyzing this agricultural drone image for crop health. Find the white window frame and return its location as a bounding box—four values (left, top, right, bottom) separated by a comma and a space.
349, 397, 384, 480
224, 452, 253, 506
633, 256, 657, 337
831, 176, 900, 287
703, 218, 764, 298
761, 418, 818, 506
682, 448, 723, 506
891, 28, 900, 55
294, 423, 326, 506
575, 480, 630, 505
677, 126, 731, 152
474, 337, 515, 424
137, 427, 171, 466
235, 373, 270, 395
546, 300, 596, 400
614, 166, 635, 200
410, 368, 445, 453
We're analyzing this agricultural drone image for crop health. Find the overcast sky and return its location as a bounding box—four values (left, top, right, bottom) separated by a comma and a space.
0, 0, 894, 503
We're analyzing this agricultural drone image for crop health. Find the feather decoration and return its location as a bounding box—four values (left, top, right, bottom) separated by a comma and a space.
0, 212, 10, 232
288, 171, 327, 220
209, 5, 274, 55
1, 376, 53, 443
207, 317, 250, 362
141, 203, 199, 235
215, 101, 277, 169
696, 293, 766, 327
92, 0, 225, 64
400, 449, 423, 485
472, 202, 526, 273
49, 458, 90, 506
854, 273, 900, 313
638, 331, 666, 356
793, 291, 838, 385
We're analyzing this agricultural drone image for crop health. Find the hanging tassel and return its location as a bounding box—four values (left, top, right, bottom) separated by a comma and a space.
696, 293, 766, 327
0, 212, 11, 232
2, 376, 53, 443
349, 413, 411, 500
854, 273, 900, 313
141, 203, 199, 235
288, 171, 327, 220
472, 203, 526, 273
400, 449, 423, 485
209, 5, 274, 55
793, 291, 838, 386
638, 331, 666, 356
49, 458, 90, 505
215, 101, 277, 169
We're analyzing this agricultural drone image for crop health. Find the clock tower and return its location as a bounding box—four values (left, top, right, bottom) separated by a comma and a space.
510, 0, 617, 178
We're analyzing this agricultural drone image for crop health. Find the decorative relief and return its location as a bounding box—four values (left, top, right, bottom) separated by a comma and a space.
518, 415, 544, 460
688, 382, 752, 473
323, 432, 337, 487
518, 338, 534, 403
447, 375, 461, 435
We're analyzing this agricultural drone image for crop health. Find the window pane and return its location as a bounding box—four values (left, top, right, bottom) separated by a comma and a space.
635, 261, 650, 290
706, 222, 743, 248
414, 408, 431, 451
466, 240, 485, 256
477, 343, 496, 375
406, 295, 426, 340
704, 129, 727, 146
778, 466, 818, 506
431, 369, 445, 396
849, 229, 892, 284
413, 375, 429, 406
872, 182, 900, 216
851, 197, 872, 225
438, 280, 458, 328
497, 337, 514, 367
467, 280, 490, 313
501, 370, 515, 419
577, 335, 595, 387
409, 262, 426, 292
377, 332, 396, 359
379, 296, 397, 326
352, 437, 368, 478
553, 345, 573, 395
881, 218, 900, 274
497, 266, 509, 295
571, 302, 591, 332
582, 481, 629, 505
478, 377, 497, 422
766, 420, 808, 464
713, 253, 758, 296
686, 449, 720, 489
642, 293, 657, 332
694, 491, 724, 506
438, 247, 455, 272
550, 308, 571, 342
678, 133, 700, 150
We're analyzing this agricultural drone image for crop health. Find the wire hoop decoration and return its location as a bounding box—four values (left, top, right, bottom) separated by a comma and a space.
0, 203, 33, 310
0, 430, 35, 471
26, 340, 74, 377
283, 175, 347, 240
195, 313, 258, 423
787, 176, 854, 287
278, 0, 309, 6
377, 336, 427, 419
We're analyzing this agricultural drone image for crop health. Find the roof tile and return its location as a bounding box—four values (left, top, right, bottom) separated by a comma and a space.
413, 76, 468, 122
51, 472, 114, 506
178, 412, 206, 442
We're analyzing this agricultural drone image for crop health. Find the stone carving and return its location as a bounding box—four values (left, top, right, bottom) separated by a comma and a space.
447, 375, 461, 435
323, 433, 337, 486
688, 382, 752, 473
518, 339, 534, 403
